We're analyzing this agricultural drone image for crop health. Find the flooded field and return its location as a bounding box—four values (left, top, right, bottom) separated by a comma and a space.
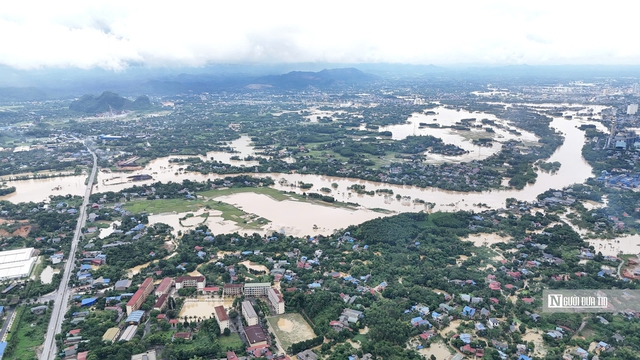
522, 331, 547, 357
40, 265, 59, 284
239, 260, 269, 273
266, 313, 316, 353
466, 233, 513, 247
0, 104, 612, 238
417, 341, 453, 360
179, 298, 235, 319
588, 234, 640, 256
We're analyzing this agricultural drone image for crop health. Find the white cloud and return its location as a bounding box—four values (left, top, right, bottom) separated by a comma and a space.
0, 0, 638, 70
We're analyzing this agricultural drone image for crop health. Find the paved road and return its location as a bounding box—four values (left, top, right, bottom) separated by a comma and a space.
40, 145, 97, 360
0, 309, 15, 341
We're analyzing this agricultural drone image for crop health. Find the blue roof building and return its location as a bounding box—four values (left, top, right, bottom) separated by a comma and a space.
81, 298, 97, 307
460, 333, 472, 344
125, 310, 145, 324
462, 306, 476, 317
0, 342, 7, 359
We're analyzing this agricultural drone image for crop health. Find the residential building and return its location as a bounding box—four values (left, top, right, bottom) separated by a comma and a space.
267, 288, 285, 314
296, 350, 318, 360
223, 283, 244, 296
243, 324, 267, 346
115, 279, 132, 291
244, 282, 271, 296
242, 300, 259, 326
126, 277, 154, 314
339, 308, 363, 324
155, 277, 174, 296
175, 276, 205, 290
214, 305, 229, 330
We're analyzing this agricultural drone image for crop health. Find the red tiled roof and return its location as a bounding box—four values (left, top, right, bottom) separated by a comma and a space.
126, 277, 154, 307
68, 329, 81, 336
154, 293, 168, 309
244, 325, 267, 344
155, 277, 174, 294
77, 351, 89, 360
215, 306, 229, 321
173, 332, 191, 339
176, 275, 205, 283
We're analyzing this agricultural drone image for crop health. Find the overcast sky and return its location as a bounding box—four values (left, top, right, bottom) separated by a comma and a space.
1, 0, 637, 70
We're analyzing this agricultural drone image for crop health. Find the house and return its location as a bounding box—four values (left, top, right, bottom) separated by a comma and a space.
459, 333, 472, 344
487, 318, 500, 329
411, 317, 431, 327
596, 341, 611, 352
419, 330, 436, 341
296, 350, 318, 360
31, 305, 48, 315
530, 313, 541, 322
172, 332, 192, 341
115, 279, 132, 291
439, 303, 453, 312
460, 294, 471, 302
492, 339, 508, 351
547, 330, 563, 339
574, 347, 588, 358
462, 306, 476, 317
475, 323, 486, 331
340, 308, 363, 324
131, 350, 157, 360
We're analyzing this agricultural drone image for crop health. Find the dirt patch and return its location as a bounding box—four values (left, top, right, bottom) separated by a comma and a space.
0, 219, 12, 225
522, 331, 547, 357
417, 341, 453, 360
0, 229, 9, 237
13, 225, 30, 237
277, 318, 294, 332
267, 313, 316, 352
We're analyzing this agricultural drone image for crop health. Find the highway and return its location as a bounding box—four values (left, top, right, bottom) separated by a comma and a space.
40, 145, 97, 360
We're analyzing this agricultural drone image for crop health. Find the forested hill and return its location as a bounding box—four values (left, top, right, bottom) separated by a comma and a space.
254, 68, 378, 89
69, 91, 152, 114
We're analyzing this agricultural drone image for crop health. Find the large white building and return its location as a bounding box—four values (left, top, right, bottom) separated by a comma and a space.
267, 288, 285, 315
628, 104, 638, 115
0, 248, 37, 281
242, 300, 259, 326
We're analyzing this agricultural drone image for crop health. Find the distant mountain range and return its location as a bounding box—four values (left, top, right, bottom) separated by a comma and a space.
69, 91, 152, 114
251, 68, 378, 89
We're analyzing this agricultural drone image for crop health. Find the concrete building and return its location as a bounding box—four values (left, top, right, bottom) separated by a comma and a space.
175, 276, 205, 290
267, 288, 285, 314
154, 277, 174, 296
243, 282, 271, 296
628, 104, 638, 115
223, 283, 243, 296
243, 324, 267, 346
131, 350, 157, 360
102, 327, 120, 342
214, 305, 229, 330
242, 300, 259, 326
126, 277, 154, 314
119, 325, 138, 342
0, 248, 38, 280
153, 294, 168, 312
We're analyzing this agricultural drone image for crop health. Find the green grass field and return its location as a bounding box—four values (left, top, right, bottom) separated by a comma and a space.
217, 333, 244, 350
200, 186, 292, 201
6, 306, 48, 359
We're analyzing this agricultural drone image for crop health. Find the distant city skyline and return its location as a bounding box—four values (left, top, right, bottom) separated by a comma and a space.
0, 0, 638, 70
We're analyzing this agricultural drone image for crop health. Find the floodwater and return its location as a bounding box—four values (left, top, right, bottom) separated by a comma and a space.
588, 234, 640, 256
147, 209, 248, 236
40, 265, 59, 284
239, 260, 269, 273
466, 233, 512, 247
378, 106, 539, 163
99, 220, 122, 239
179, 298, 235, 319
417, 342, 453, 360
0, 175, 86, 203
214, 192, 383, 236
0, 104, 612, 238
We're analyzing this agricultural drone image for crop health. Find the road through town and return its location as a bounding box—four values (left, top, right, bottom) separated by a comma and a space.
40, 145, 97, 360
